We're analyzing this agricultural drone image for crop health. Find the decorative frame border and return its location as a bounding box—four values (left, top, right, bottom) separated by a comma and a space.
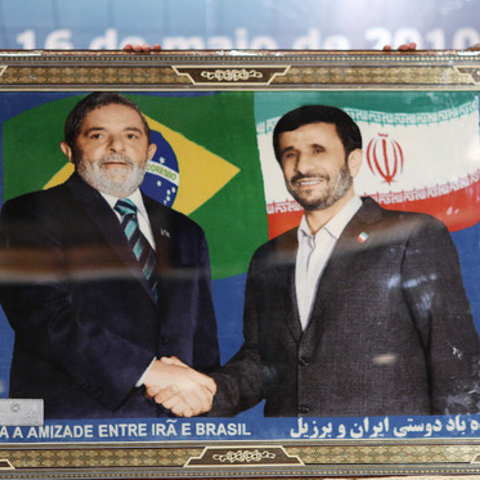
0, 49, 478, 90
0, 49, 480, 479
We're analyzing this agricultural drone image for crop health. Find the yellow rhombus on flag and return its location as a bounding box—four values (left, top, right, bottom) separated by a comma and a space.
43, 115, 240, 216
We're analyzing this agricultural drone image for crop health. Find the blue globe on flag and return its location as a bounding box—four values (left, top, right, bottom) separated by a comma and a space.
141, 130, 180, 207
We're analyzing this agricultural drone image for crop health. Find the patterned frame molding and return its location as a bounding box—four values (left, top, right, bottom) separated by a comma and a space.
0, 49, 477, 89
172, 66, 290, 85
1, 440, 480, 478
185, 445, 304, 467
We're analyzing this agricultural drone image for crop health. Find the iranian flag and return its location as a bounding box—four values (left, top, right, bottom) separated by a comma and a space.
255, 91, 480, 237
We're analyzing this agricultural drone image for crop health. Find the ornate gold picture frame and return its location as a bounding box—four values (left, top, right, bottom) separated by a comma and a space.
1, 49, 480, 479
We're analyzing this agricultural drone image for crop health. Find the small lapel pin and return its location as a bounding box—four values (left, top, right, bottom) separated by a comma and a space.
357, 231, 369, 243
160, 228, 171, 238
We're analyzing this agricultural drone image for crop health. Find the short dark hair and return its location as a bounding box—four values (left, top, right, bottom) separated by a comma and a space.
272, 105, 362, 162
64, 92, 151, 150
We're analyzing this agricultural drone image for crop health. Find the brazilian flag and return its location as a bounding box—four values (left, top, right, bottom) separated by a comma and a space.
2, 92, 269, 279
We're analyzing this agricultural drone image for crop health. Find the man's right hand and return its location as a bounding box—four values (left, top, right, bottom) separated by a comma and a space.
143, 357, 216, 417
383, 42, 417, 51
123, 43, 161, 52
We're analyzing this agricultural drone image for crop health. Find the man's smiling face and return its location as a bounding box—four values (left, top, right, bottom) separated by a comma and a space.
279, 121, 354, 211
61, 103, 156, 197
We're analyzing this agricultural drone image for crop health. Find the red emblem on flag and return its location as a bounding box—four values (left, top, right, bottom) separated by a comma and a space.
366, 133, 404, 184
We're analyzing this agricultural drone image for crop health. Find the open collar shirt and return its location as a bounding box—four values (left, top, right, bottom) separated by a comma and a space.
295, 195, 362, 330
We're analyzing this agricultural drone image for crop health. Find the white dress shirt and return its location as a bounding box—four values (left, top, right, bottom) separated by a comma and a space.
295, 195, 362, 330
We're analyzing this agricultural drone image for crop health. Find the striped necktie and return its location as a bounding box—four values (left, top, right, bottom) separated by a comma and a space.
114, 198, 158, 300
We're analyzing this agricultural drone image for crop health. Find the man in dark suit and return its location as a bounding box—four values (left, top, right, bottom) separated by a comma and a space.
205, 105, 480, 417
0, 92, 219, 419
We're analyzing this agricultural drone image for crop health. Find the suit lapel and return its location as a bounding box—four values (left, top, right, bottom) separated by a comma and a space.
143, 193, 178, 305
270, 229, 303, 342
66, 173, 159, 304
285, 266, 303, 342
142, 194, 173, 266
304, 198, 383, 338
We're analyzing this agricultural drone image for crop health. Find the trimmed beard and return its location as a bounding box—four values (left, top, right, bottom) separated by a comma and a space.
76, 154, 148, 198
287, 164, 353, 211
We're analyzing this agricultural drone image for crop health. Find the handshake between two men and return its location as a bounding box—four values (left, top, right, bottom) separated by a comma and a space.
142, 357, 216, 417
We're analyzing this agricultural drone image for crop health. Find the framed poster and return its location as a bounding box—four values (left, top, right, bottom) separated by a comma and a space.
0, 49, 480, 479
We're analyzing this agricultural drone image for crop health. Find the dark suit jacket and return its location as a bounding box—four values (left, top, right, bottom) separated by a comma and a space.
211, 197, 480, 417
0, 173, 219, 419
